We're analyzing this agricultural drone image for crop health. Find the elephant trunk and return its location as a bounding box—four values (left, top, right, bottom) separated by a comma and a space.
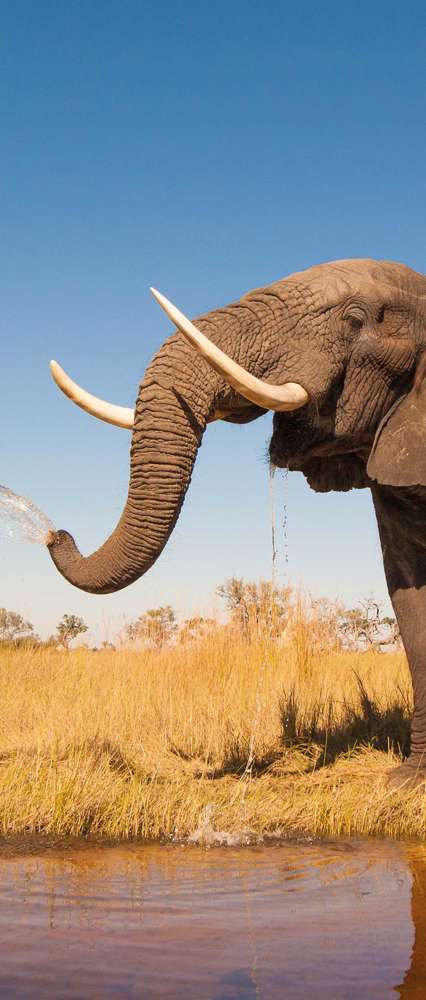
47, 339, 215, 594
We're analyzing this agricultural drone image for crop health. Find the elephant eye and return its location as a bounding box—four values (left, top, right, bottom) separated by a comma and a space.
345, 310, 365, 331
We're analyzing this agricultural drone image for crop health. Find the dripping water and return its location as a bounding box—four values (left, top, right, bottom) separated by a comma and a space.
268, 463, 277, 585
0, 486, 55, 545
268, 464, 289, 585
281, 467, 289, 579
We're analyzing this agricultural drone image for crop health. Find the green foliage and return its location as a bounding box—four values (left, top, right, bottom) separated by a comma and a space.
179, 616, 216, 643
216, 576, 292, 637
0, 588, 400, 655
56, 614, 88, 649
0, 607, 37, 646
125, 606, 177, 648
337, 598, 400, 650
216, 582, 400, 652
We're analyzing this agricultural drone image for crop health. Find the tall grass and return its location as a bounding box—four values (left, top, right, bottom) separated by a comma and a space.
0, 617, 424, 841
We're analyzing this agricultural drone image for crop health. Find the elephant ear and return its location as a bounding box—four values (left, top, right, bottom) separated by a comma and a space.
367, 383, 426, 487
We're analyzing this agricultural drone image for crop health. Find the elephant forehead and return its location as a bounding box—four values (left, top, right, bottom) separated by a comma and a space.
266, 267, 365, 312
263, 258, 422, 311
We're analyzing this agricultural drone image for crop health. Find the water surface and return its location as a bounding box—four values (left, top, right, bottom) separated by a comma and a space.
0, 838, 424, 998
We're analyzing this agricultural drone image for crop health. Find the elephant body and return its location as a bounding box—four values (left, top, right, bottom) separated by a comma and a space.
47, 257, 426, 788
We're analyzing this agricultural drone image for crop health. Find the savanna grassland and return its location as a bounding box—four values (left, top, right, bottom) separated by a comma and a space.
1, 602, 426, 844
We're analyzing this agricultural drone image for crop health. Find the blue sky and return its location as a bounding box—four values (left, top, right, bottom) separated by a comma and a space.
1, 1, 424, 640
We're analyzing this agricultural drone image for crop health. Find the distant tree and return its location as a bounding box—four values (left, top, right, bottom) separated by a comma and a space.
288, 595, 346, 654
337, 598, 401, 651
380, 616, 402, 648
0, 607, 37, 645
216, 577, 292, 638
124, 606, 177, 649
179, 616, 216, 644
55, 614, 88, 649
43, 635, 59, 649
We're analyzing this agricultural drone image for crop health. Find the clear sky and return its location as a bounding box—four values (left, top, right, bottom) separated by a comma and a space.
1, 1, 425, 641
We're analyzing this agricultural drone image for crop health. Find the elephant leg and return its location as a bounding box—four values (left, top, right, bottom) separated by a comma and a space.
387, 586, 426, 789
371, 486, 426, 789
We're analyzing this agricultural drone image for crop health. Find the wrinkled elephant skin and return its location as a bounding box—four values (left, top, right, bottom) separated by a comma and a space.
47, 257, 426, 786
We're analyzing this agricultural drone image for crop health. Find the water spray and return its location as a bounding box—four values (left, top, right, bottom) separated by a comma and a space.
0, 485, 56, 546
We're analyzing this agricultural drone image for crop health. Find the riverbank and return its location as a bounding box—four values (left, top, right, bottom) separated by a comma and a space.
1, 631, 425, 840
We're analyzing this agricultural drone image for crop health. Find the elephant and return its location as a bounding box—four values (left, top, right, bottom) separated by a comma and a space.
46, 257, 426, 789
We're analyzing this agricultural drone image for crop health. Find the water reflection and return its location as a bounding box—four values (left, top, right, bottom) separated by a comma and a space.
397, 846, 426, 998
0, 838, 424, 998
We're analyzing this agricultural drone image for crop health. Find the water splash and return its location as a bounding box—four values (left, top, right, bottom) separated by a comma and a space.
188, 804, 254, 846
0, 486, 55, 545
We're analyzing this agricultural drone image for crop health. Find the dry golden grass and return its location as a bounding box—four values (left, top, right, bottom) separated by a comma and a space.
0, 619, 425, 841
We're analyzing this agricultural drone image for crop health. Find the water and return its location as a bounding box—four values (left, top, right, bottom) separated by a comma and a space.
268, 466, 289, 589
281, 467, 289, 571
0, 838, 423, 998
0, 486, 55, 545
269, 464, 278, 582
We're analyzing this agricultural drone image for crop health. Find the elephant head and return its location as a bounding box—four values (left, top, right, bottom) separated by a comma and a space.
47, 258, 425, 596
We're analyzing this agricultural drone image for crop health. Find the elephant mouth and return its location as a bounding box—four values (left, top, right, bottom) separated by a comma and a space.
289, 452, 370, 493
270, 423, 372, 493
293, 436, 371, 463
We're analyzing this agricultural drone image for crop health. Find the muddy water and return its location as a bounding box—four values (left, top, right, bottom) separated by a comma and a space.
0, 839, 424, 999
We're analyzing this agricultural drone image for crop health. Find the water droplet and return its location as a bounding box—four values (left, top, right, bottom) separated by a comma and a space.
0, 485, 55, 545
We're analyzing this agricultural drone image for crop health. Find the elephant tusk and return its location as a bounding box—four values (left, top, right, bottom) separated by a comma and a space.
49, 360, 135, 429
150, 288, 309, 412
49, 360, 225, 429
